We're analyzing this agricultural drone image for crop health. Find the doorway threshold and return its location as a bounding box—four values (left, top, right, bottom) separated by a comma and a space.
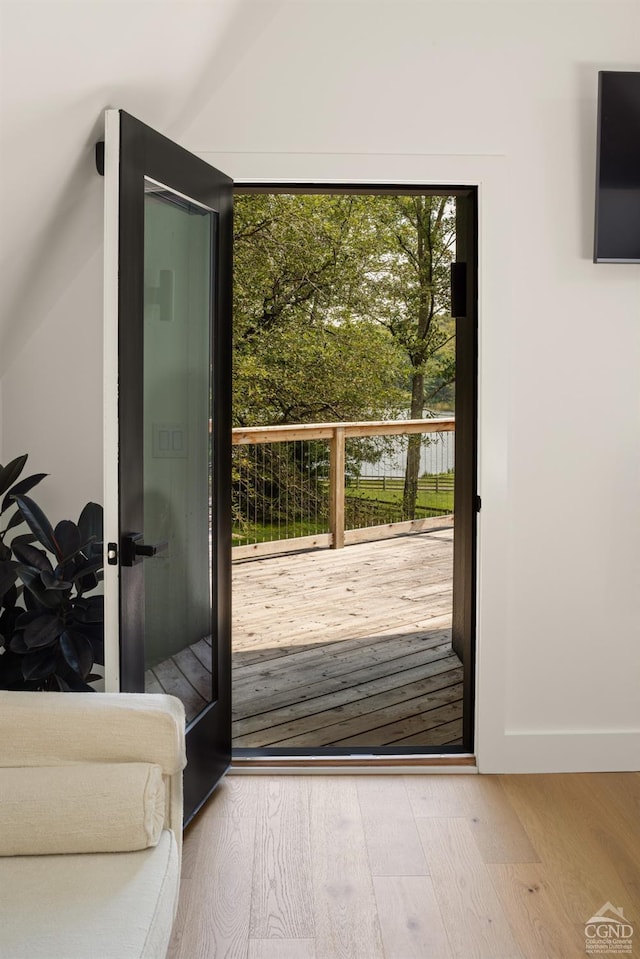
230, 754, 476, 775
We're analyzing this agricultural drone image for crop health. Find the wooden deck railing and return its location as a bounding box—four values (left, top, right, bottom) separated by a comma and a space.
232, 418, 455, 559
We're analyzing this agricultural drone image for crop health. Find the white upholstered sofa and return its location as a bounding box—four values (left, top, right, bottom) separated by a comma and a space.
0, 691, 186, 959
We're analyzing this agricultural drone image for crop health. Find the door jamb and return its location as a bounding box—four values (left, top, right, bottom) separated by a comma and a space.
102, 108, 121, 693
231, 182, 478, 755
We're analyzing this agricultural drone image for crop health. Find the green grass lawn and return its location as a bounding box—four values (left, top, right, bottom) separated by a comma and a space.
232, 474, 454, 546
345, 480, 453, 513
232, 518, 329, 546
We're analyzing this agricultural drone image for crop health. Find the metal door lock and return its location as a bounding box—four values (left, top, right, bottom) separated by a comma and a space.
120, 532, 169, 567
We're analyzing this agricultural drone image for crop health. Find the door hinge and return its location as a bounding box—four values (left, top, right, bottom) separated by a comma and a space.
95, 141, 105, 176
476, 495, 482, 512
107, 542, 118, 565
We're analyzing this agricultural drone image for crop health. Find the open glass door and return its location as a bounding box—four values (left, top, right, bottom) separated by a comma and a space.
102, 110, 232, 823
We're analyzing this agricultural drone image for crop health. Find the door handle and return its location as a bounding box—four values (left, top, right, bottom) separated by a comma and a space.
121, 532, 169, 567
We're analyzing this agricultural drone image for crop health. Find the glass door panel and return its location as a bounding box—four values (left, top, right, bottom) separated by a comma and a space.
142, 180, 216, 722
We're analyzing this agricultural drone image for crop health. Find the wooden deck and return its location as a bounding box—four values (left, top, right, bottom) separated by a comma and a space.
146, 528, 462, 749
232, 528, 461, 749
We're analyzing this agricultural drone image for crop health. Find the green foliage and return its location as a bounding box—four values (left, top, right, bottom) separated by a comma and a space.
233, 193, 408, 427
234, 192, 456, 426
232, 442, 329, 536
232, 192, 458, 533
423, 316, 456, 409
234, 314, 406, 426
364, 195, 456, 410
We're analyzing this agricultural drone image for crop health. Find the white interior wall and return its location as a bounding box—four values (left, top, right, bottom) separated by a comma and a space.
0, 0, 638, 771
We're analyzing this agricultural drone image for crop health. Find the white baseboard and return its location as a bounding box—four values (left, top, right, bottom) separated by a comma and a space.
477, 730, 640, 774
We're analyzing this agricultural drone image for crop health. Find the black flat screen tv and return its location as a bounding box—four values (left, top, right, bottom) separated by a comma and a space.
594, 70, 640, 263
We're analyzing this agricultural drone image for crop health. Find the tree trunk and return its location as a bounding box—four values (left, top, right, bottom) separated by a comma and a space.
402, 372, 424, 519
402, 196, 434, 520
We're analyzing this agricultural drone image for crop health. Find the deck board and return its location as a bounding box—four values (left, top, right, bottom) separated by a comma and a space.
232, 529, 461, 748
147, 529, 462, 744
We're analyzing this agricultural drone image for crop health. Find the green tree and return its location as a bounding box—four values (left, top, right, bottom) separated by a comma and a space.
233, 193, 406, 427
233, 193, 408, 534
232, 192, 456, 530
363, 195, 456, 517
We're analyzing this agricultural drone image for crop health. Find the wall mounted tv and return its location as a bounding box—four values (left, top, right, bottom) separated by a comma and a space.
594, 70, 640, 263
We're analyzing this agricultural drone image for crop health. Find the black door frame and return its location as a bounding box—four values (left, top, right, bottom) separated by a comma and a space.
115, 111, 233, 822
233, 183, 478, 755
452, 189, 478, 751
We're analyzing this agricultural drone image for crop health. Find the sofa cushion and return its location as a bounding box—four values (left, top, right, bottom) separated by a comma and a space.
0, 828, 179, 959
0, 692, 186, 776
0, 763, 165, 856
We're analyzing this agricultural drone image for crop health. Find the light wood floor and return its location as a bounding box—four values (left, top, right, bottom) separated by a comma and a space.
232, 529, 460, 748
167, 772, 640, 959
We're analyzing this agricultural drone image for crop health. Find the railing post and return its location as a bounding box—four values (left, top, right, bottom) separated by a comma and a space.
329, 425, 345, 549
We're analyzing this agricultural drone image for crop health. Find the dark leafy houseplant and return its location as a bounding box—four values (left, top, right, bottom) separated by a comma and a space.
0, 455, 104, 692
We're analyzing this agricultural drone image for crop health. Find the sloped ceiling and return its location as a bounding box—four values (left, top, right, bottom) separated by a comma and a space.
0, 0, 285, 372
2, 0, 624, 376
